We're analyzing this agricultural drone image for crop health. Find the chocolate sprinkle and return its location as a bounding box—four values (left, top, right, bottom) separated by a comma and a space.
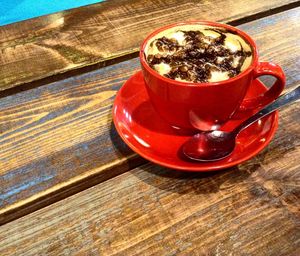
146, 28, 252, 83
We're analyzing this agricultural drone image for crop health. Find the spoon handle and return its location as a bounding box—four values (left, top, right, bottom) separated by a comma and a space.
234, 86, 300, 134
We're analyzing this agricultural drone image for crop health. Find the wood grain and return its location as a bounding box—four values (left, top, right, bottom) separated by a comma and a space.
0, 62, 146, 224
1, 0, 299, 91
1, 8, 300, 225
0, 119, 299, 256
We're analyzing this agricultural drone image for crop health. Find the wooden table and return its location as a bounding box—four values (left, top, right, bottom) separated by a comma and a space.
0, 1, 299, 255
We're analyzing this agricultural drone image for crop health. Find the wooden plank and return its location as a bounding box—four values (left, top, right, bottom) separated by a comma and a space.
0, 61, 146, 224
1, 0, 300, 91
1, 8, 300, 225
0, 102, 299, 255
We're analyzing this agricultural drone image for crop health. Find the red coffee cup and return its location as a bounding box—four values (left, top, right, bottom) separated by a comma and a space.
139, 21, 285, 131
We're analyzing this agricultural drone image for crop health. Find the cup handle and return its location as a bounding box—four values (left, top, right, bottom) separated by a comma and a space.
238, 62, 285, 112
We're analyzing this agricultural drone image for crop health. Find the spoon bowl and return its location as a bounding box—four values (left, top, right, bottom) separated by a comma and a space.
182, 131, 236, 162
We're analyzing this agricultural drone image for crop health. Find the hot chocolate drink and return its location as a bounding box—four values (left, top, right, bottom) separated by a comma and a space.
144, 24, 253, 83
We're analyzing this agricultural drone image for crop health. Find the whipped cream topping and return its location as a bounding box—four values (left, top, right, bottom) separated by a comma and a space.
144, 24, 253, 83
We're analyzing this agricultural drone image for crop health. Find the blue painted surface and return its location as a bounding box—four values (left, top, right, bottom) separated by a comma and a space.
0, 172, 55, 205
0, 0, 104, 26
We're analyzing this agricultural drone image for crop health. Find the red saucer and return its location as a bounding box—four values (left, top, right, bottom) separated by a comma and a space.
113, 71, 278, 171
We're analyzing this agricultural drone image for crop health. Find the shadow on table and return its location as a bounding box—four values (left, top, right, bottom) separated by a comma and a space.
132, 162, 262, 195
109, 120, 133, 156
